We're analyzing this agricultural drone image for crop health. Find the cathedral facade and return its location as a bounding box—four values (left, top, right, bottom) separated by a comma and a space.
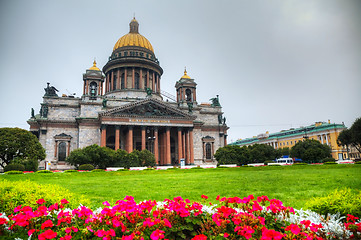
28, 18, 228, 169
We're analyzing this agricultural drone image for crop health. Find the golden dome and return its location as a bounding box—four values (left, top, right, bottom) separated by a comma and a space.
89, 60, 100, 71
181, 69, 191, 79
113, 18, 154, 53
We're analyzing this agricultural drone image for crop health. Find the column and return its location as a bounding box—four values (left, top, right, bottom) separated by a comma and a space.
182, 131, 186, 161
115, 126, 120, 150
67, 141, 71, 156
124, 68, 127, 89
166, 127, 171, 165
189, 129, 194, 165
127, 126, 133, 153
101, 125, 107, 147
211, 142, 215, 159
178, 128, 182, 162
147, 70, 150, 89
193, 89, 196, 102
117, 69, 120, 89
157, 75, 160, 93
152, 72, 155, 91
132, 68, 135, 89
186, 130, 190, 165
224, 134, 227, 146
105, 74, 109, 92
141, 127, 146, 150
140, 68, 143, 89
99, 82, 103, 96
161, 131, 166, 165
202, 142, 205, 159
54, 141, 58, 158
154, 128, 159, 164
111, 71, 114, 91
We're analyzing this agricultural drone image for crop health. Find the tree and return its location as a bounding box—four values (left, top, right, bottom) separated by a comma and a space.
290, 139, 331, 163
337, 129, 352, 158
276, 147, 290, 158
337, 117, 361, 154
214, 145, 250, 166
0, 128, 45, 169
66, 144, 115, 169
248, 144, 277, 163
133, 149, 156, 167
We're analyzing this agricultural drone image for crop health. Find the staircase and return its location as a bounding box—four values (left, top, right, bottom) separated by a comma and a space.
160, 90, 176, 102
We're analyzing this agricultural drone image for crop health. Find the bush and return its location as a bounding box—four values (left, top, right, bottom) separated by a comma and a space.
78, 164, 95, 171
355, 161, 361, 164
91, 169, 105, 172
64, 169, 78, 173
4, 170, 23, 174
116, 168, 129, 171
324, 162, 337, 165
305, 188, 361, 218
4, 163, 25, 172
36, 170, 52, 173
190, 166, 203, 170
264, 160, 274, 165
143, 168, 154, 171
0, 179, 89, 215
293, 162, 307, 165
134, 149, 156, 167
322, 157, 336, 163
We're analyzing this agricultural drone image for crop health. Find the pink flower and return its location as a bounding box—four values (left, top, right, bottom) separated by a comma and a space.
224, 232, 229, 238
103, 201, 110, 206
285, 224, 301, 235
150, 229, 165, 240
37, 199, 46, 205
41, 220, 54, 229
28, 229, 36, 236
61, 199, 69, 205
163, 218, 172, 228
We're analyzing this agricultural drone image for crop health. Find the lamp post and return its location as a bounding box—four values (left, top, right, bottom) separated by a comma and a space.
147, 136, 156, 154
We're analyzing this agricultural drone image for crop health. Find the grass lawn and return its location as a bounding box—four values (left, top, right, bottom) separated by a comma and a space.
1, 164, 360, 209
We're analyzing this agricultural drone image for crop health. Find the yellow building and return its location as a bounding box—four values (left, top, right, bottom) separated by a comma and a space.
230, 121, 347, 160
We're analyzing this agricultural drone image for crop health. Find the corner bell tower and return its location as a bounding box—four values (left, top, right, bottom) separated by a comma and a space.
82, 60, 105, 99
175, 69, 197, 104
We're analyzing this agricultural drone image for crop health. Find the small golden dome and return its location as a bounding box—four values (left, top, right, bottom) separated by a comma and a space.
113, 18, 154, 53
89, 60, 100, 71
181, 69, 191, 79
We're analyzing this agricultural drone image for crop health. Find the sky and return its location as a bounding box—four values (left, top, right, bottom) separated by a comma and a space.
0, 0, 360, 143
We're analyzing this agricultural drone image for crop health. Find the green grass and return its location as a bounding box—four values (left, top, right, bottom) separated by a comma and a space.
1, 164, 360, 209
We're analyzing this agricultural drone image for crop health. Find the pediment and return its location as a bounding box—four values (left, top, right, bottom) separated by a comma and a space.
100, 98, 195, 119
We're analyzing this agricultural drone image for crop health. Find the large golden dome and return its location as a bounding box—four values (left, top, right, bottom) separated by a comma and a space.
113, 18, 154, 53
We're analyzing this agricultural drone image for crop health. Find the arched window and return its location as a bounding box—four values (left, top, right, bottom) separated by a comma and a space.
206, 143, 211, 160
58, 142, 67, 161
135, 73, 140, 89
121, 73, 125, 89
113, 73, 117, 90
89, 82, 97, 96
186, 89, 192, 102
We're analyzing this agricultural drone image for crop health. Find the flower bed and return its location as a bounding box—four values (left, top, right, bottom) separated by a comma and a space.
0, 195, 360, 239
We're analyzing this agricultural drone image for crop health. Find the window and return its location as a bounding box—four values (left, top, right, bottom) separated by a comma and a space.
135, 73, 140, 89
58, 142, 67, 161
121, 73, 125, 89
89, 82, 97, 96
206, 143, 211, 160
113, 74, 117, 90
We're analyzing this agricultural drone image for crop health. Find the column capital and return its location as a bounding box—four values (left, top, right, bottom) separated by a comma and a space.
128, 126, 133, 130
101, 124, 107, 130
115, 125, 121, 130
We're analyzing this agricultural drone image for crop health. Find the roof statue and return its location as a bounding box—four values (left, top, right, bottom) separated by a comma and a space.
44, 82, 58, 97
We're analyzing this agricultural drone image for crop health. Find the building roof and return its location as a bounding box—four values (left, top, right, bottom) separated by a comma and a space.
113, 18, 154, 53
230, 122, 346, 145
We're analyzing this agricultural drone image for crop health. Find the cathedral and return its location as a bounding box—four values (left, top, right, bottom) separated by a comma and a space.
27, 18, 228, 169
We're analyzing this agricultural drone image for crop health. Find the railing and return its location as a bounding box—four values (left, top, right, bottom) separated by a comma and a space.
160, 90, 176, 102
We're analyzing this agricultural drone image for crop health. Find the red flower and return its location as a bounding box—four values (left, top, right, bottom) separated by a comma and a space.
192, 234, 207, 240
0, 218, 7, 225
224, 232, 229, 238
201, 195, 208, 200
60, 199, 69, 205
261, 228, 283, 240
41, 220, 54, 229
38, 229, 57, 240
28, 229, 36, 236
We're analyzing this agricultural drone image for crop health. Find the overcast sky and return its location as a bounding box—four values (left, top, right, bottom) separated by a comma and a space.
0, 0, 360, 143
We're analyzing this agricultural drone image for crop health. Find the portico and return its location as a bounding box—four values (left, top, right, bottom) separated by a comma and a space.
99, 97, 195, 166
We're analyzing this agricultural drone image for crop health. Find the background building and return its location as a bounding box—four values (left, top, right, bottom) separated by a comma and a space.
27, 18, 228, 170
230, 120, 347, 160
